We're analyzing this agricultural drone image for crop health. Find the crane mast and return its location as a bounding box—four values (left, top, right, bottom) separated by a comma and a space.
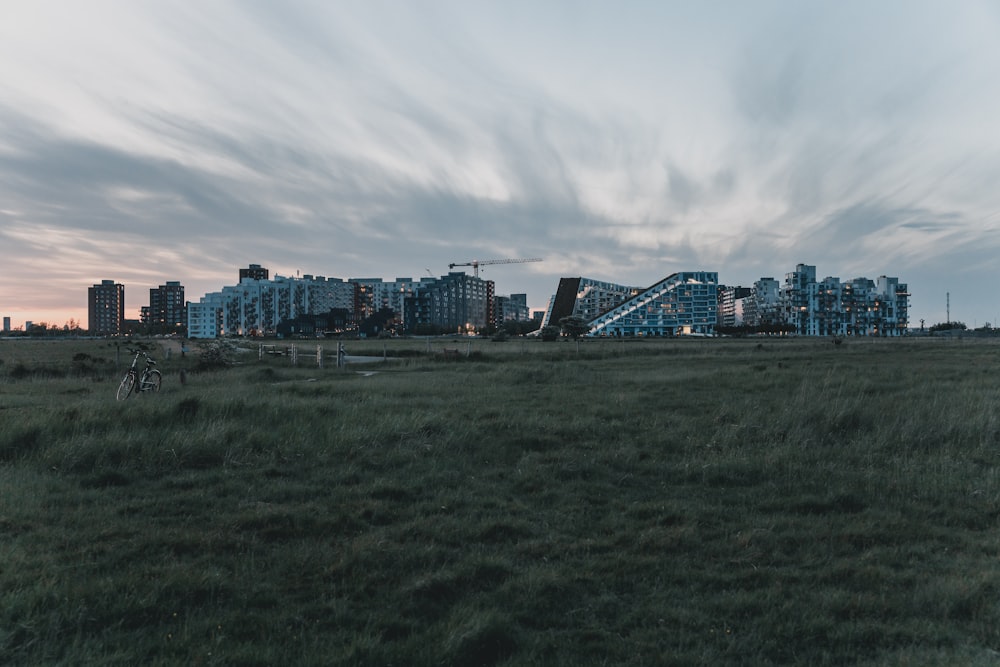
447, 257, 542, 278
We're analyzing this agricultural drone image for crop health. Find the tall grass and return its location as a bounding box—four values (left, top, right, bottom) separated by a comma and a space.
2, 337, 1000, 664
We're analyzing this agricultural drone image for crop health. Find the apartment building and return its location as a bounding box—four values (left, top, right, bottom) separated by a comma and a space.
88, 279, 124, 336
142, 281, 185, 333
494, 293, 529, 327
350, 277, 425, 330
187, 270, 508, 338
187, 274, 355, 338
541, 277, 639, 329
717, 285, 753, 328
239, 263, 269, 281
740, 264, 909, 336
585, 271, 719, 336
403, 272, 493, 334
741, 278, 781, 329
187, 299, 223, 339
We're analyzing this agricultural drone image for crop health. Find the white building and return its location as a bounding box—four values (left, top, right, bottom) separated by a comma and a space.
187, 274, 355, 338
586, 271, 718, 337
739, 264, 909, 336
349, 277, 425, 330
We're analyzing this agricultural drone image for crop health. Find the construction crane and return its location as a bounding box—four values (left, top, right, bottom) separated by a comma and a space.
447, 258, 542, 278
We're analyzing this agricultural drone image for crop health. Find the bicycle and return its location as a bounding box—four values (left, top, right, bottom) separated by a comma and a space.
116, 349, 162, 400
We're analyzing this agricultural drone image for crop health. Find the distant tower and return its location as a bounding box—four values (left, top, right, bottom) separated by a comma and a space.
240, 264, 269, 282
2, 316, 9, 332
947, 292, 950, 325
88, 280, 125, 336
146, 281, 186, 332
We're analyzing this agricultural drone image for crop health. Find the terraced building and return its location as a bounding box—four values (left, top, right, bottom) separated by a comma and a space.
544, 272, 719, 337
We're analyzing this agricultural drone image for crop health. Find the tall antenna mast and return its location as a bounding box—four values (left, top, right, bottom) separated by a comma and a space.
947, 292, 950, 325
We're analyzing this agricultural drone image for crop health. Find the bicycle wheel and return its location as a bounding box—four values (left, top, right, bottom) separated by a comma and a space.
145, 370, 162, 393
116, 372, 136, 400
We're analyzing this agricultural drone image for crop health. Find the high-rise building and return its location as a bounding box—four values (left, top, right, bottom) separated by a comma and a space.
349, 277, 424, 329
742, 277, 781, 329
403, 272, 493, 334
2, 316, 9, 332
144, 281, 186, 333
717, 286, 753, 328
738, 265, 909, 336
492, 293, 531, 327
240, 264, 269, 282
88, 280, 125, 336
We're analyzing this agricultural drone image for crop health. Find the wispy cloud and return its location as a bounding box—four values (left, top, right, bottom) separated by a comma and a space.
1, 1, 999, 326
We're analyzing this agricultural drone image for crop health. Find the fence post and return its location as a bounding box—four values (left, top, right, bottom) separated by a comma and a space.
290, 345, 298, 366
316, 345, 323, 368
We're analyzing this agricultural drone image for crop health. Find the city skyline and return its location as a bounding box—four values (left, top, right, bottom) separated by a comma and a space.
3, 2, 1000, 329
5, 257, 909, 332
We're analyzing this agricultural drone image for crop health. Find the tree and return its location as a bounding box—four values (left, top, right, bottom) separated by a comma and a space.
540, 325, 561, 342
929, 321, 967, 333
411, 323, 450, 336
359, 308, 396, 338
501, 319, 541, 337
559, 315, 591, 339
196, 339, 237, 370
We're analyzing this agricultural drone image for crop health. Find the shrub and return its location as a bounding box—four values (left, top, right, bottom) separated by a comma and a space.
196, 340, 238, 370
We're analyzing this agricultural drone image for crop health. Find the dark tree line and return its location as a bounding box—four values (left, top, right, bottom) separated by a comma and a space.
715, 323, 798, 337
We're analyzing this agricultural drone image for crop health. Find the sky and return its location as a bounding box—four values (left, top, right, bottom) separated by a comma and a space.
2, 1, 1000, 330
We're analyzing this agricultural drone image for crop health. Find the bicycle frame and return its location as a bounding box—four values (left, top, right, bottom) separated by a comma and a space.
116, 349, 162, 400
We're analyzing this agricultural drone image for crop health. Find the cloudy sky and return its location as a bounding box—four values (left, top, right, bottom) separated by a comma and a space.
2, 1, 999, 329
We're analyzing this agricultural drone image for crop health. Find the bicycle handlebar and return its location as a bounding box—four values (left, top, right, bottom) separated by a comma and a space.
126, 348, 155, 362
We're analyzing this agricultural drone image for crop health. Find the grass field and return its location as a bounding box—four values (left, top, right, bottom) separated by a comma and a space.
2, 335, 1000, 666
